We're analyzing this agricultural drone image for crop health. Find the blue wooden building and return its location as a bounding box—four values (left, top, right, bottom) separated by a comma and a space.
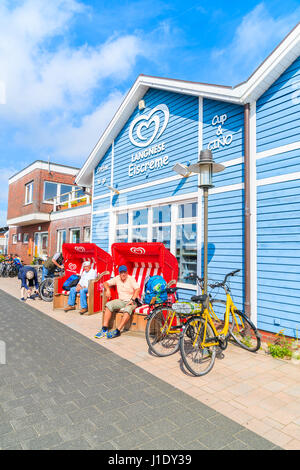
76, 24, 300, 338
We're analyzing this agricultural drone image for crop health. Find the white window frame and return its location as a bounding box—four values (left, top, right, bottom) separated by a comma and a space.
23, 233, 29, 244
43, 181, 75, 204
83, 226, 91, 242
113, 198, 197, 289
25, 181, 34, 205
57, 229, 67, 252
69, 227, 81, 243
12, 234, 17, 244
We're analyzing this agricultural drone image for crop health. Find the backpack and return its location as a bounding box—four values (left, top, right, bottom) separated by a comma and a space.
144, 275, 168, 305
63, 274, 80, 291
44, 254, 63, 272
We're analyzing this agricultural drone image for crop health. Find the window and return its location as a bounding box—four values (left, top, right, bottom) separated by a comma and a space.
176, 203, 198, 284
70, 228, 80, 243
176, 223, 197, 284
43, 182, 75, 203
132, 209, 148, 243
23, 233, 29, 244
25, 181, 33, 204
132, 209, 148, 226
57, 230, 66, 252
60, 184, 73, 203
115, 212, 129, 243
12, 234, 17, 244
114, 200, 197, 284
44, 182, 58, 201
83, 226, 90, 242
152, 204, 171, 250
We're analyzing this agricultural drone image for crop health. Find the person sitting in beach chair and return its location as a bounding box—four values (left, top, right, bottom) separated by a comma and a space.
95, 265, 140, 339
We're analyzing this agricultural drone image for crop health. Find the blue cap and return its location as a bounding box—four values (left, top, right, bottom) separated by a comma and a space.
119, 265, 127, 273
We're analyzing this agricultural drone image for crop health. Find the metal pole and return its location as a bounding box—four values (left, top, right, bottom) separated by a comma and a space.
203, 187, 208, 295
244, 103, 251, 319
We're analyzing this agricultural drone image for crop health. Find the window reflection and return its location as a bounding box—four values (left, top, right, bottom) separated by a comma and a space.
152, 226, 171, 250
176, 223, 197, 284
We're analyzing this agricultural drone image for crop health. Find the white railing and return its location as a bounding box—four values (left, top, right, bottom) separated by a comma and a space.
47, 188, 91, 212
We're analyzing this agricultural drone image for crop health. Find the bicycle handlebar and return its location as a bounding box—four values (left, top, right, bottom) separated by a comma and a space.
209, 269, 241, 289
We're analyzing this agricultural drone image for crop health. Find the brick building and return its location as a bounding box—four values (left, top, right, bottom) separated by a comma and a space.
7, 161, 91, 264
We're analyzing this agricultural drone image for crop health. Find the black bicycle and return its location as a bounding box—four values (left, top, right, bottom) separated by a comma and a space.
39, 268, 64, 302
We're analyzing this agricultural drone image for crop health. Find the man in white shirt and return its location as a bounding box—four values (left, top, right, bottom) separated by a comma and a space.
64, 261, 97, 314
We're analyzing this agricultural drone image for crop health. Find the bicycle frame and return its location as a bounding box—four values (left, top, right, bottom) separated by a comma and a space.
193, 293, 245, 348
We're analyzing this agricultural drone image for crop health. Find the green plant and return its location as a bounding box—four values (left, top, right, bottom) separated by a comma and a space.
267, 330, 294, 360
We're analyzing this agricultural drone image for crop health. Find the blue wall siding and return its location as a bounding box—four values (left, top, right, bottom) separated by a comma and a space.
92, 212, 110, 252
207, 189, 244, 311
111, 176, 198, 208
256, 56, 300, 153
93, 146, 112, 198
113, 88, 199, 192
202, 99, 244, 312
93, 197, 111, 213
257, 148, 300, 180
257, 180, 300, 337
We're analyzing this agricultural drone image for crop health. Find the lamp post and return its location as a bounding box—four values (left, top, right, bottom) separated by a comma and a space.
188, 150, 225, 294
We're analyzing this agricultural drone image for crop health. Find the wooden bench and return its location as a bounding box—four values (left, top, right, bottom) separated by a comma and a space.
54, 270, 109, 315
53, 242, 113, 315
102, 264, 177, 332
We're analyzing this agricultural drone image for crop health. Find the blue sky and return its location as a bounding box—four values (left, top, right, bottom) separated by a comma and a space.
0, 0, 299, 225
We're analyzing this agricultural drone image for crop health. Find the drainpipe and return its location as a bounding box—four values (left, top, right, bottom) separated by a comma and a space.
244, 103, 251, 318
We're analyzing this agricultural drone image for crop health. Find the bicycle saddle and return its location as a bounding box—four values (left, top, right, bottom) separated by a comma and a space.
190, 294, 207, 303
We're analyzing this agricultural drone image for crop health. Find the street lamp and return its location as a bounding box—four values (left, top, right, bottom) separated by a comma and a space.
189, 149, 225, 294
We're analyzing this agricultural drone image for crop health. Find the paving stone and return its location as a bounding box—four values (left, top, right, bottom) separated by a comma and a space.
235, 429, 277, 450
0, 290, 280, 450
51, 438, 93, 450
138, 435, 184, 450
0, 422, 13, 437
22, 432, 63, 450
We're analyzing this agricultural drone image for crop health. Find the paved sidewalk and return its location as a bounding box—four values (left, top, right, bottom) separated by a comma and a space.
0, 288, 280, 450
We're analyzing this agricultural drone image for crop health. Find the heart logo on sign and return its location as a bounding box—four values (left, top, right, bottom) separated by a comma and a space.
129, 104, 169, 148
130, 247, 146, 255
68, 263, 77, 272
74, 246, 85, 252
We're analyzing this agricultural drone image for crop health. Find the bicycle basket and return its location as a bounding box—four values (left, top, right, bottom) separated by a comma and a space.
171, 302, 202, 315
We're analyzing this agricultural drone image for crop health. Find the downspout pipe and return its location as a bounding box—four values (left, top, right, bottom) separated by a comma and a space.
244, 103, 251, 318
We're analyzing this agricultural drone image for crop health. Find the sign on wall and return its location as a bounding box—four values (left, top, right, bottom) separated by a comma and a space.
208, 114, 233, 150
128, 104, 170, 177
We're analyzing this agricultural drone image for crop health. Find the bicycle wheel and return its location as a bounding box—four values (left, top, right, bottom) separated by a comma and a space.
229, 309, 261, 352
180, 316, 216, 376
145, 307, 182, 357
39, 278, 54, 302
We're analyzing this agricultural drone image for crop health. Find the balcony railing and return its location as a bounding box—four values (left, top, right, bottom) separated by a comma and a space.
47, 188, 92, 212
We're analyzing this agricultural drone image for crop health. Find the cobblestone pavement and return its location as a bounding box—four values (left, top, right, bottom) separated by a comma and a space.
0, 290, 280, 450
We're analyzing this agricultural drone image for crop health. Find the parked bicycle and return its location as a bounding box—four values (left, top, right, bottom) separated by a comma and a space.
179, 270, 261, 376
0, 259, 20, 277
145, 285, 182, 357
39, 268, 64, 302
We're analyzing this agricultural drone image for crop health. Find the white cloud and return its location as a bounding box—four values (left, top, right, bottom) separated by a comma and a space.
39, 91, 124, 160
211, 3, 300, 85
0, 0, 153, 164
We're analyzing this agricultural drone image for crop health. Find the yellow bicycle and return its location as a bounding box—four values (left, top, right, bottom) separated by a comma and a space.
179, 270, 261, 376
